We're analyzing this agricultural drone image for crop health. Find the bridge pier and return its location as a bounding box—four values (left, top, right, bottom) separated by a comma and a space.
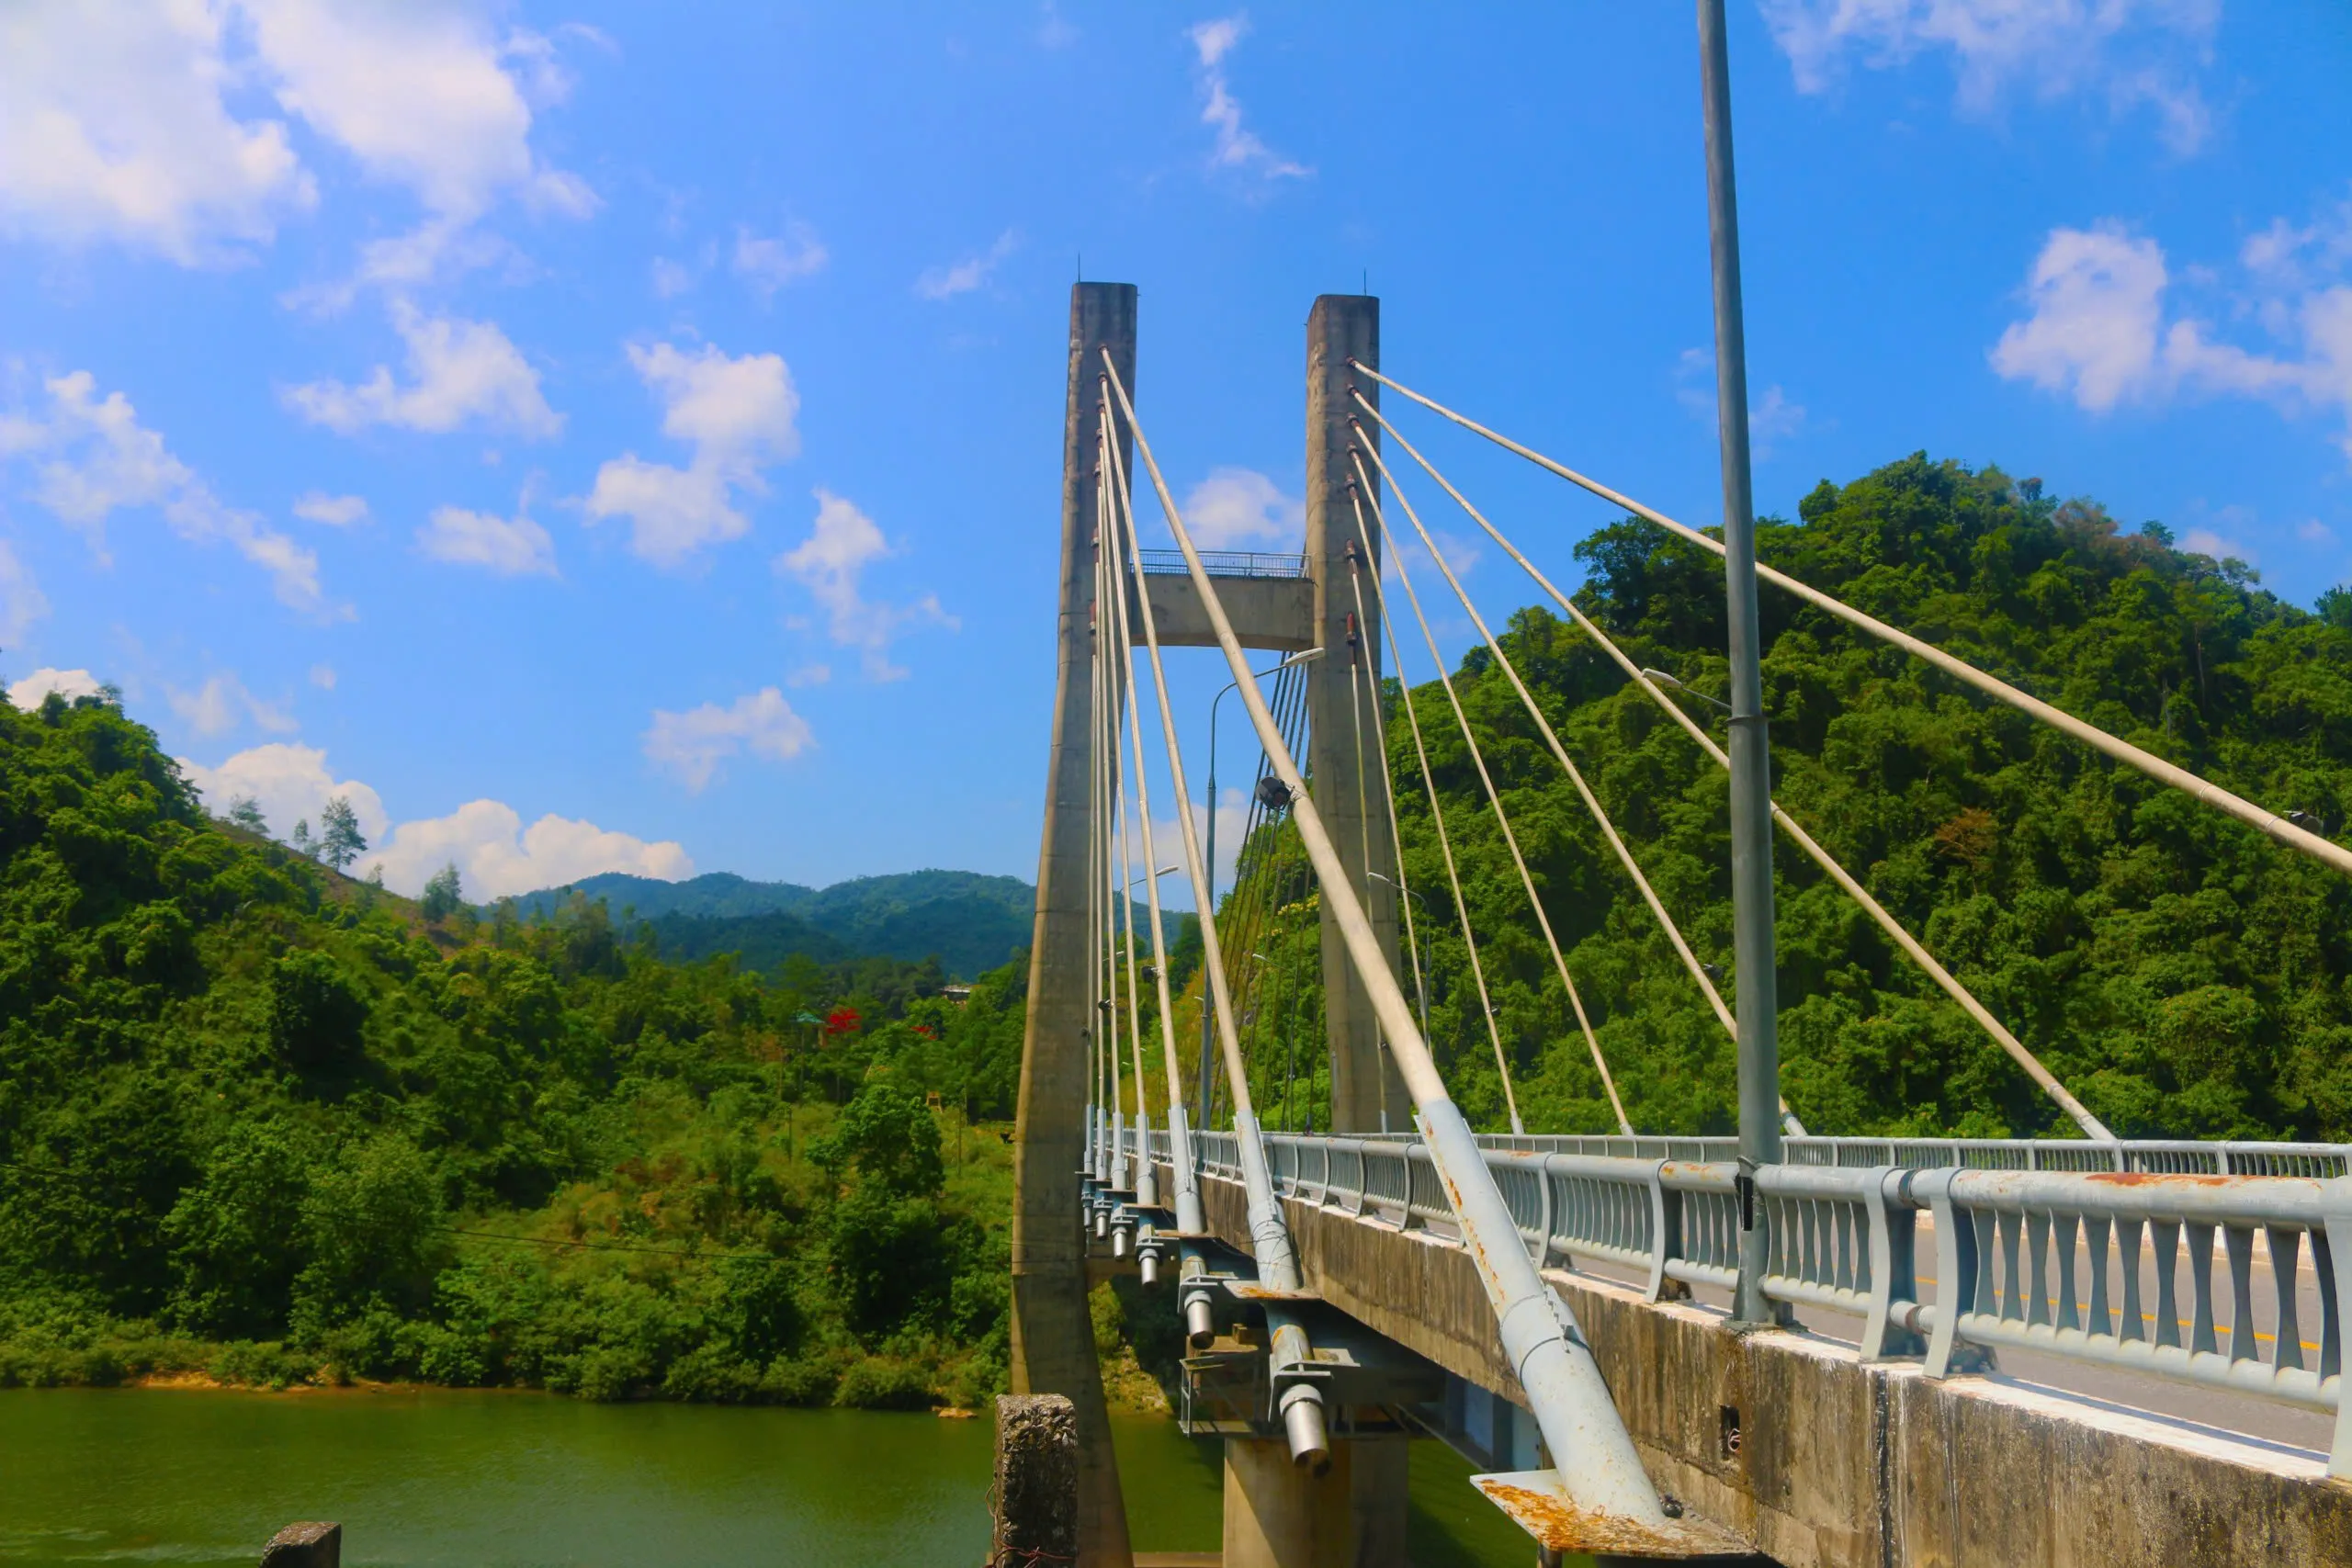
1011, 280, 1139, 1568
1304, 293, 1406, 1136
1223, 1435, 1409, 1568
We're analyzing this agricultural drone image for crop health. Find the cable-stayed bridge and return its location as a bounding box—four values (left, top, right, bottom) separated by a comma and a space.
1005, 14, 2352, 1566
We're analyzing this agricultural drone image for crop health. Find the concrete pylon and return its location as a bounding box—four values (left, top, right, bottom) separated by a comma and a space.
1011, 281, 1136, 1568
1303, 295, 1406, 1135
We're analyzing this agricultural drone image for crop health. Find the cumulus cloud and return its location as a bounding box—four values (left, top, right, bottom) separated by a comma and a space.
1760, 0, 2221, 153
178, 741, 389, 845
8, 667, 102, 706
735, 222, 829, 298
915, 231, 1020, 300
0, 2, 589, 269
179, 740, 690, 899
642, 687, 814, 792
775, 490, 955, 681
363, 802, 692, 902
1992, 216, 2352, 458
417, 503, 557, 577
168, 671, 296, 739
285, 301, 560, 438
0, 540, 49, 644
585, 341, 800, 567
1181, 468, 1304, 550
1188, 16, 1310, 184
1, 370, 329, 614
292, 491, 369, 526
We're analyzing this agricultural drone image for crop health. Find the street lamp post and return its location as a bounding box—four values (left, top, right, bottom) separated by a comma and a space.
1196, 647, 1325, 1128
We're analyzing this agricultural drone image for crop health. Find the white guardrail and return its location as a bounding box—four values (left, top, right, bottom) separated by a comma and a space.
1142, 1128, 2352, 1476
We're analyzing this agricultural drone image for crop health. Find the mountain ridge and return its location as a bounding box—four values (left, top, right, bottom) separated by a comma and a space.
512, 868, 1036, 980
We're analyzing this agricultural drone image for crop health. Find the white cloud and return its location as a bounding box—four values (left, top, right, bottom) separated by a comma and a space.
3, 370, 328, 614
310, 662, 337, 689
0, 540, 49, 644
775, 490, 955, 681
1182, 468, 1304, 550
242, 2, 593, 223
585, 341, 800, 567
418, 504, 557, 576
735, 222, 829, 297
642, 687, 814, 792
169, 671, 296, 739
1188, 16, 1310, 183
915, 230, 1020, 300
1992, 219, 2352, 457
650, 256, 695, 299
285, 301, 560, 438
178, 741, 389, 845
1990, 225, 2169, 412
0, 1, 313, 262
1760, 0, 2221, 153
8, 667, 101, 706
292, 491, 369, 526
363, 801, 692, 901
0, 2, 588, 270
2180, 527, 2247, 561
179, 739, 690, 899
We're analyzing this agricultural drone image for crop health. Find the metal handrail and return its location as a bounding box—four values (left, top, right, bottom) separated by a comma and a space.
1133, 548, 1308, 580
1465, 1132, 2352, 1179
1159, 1128, 2352, 1476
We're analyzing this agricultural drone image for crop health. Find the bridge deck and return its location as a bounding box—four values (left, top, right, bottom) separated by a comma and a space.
1175, 1155, 2352, 1568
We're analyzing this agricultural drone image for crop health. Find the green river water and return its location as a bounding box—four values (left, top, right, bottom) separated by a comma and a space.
0, 1390, 1550, 1566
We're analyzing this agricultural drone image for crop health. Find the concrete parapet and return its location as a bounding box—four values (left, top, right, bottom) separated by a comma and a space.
1196, 1168, 2352, 1566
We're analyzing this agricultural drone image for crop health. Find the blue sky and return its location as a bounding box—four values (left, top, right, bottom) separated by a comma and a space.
4, 3, 2347, 903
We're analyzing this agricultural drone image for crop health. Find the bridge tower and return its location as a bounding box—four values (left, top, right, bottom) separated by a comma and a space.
1010, 280, 1136, 1568
1303, 295, 1408, 1135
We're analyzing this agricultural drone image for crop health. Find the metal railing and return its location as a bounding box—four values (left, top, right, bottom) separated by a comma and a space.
1139, 1127, 2352, 1475
1132, 548, 1308, 580
1464, 1132, 2352, 1179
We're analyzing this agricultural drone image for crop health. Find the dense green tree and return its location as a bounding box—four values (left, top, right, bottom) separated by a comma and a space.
1217, 455, 2352, 1143
420, 863, 464, 922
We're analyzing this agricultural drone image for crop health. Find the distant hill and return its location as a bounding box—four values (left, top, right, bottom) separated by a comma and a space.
513, 869, 1036, 980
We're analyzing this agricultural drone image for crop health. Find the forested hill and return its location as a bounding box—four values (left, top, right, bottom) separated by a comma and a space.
511, 870, 1035, 980
0, 687, 1031, 1401
1217, 454, 2352, 1145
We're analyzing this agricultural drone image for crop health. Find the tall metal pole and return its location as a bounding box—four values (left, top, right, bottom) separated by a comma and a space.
1698, 0, 1781, 1326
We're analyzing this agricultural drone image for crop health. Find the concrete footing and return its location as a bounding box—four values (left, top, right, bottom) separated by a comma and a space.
1222, 1436, 1408, 1568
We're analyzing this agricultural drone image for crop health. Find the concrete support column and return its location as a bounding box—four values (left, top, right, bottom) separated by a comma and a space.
1011, 281, 1136, 1568
1223, 1436, 1408, 1568
1304, 294, 1405, 1135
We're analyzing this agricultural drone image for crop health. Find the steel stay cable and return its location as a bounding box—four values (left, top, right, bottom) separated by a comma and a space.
1352, 391, 2112, 1143
1351, 474, 1631, 1137
1354, 473, 1525, 1134
1086, 484, 1107, 1179
1096, 379, 1300, 1291
1339, 571, 1389, 1133
1345, 360, 2352, 883
1352, 442, 1740, 1043
1340, 528, 1434, 1053
1098, 418, 1199, 1227
1371, 519, 1520, 1134
1099, 351, 1675, 1528
1359, 438, 1809, 1135
1111, 686, 1144, 1187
